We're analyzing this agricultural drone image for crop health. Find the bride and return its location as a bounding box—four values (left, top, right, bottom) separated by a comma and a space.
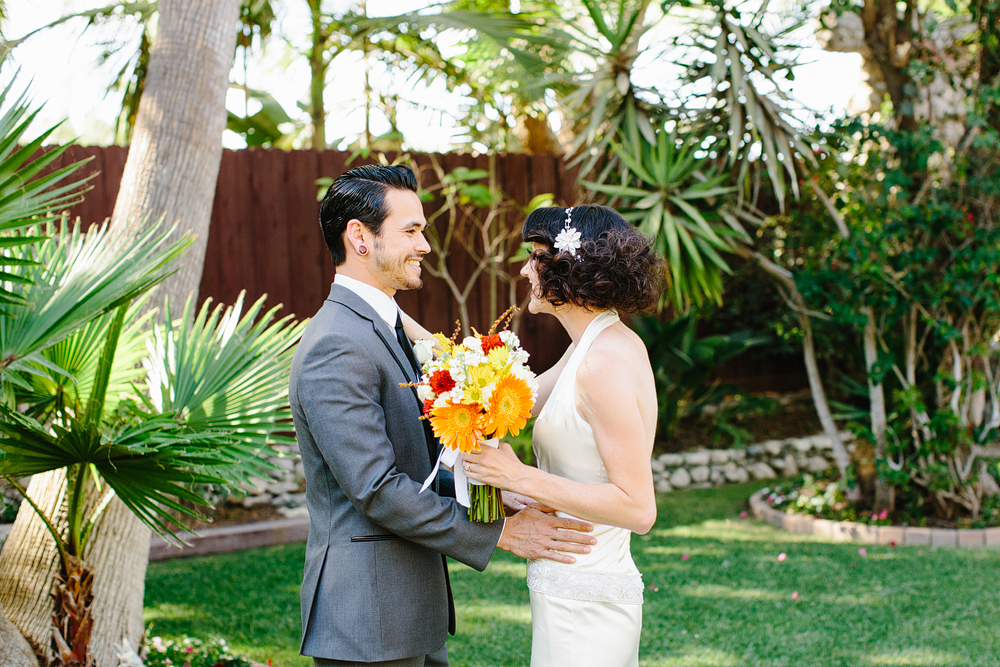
462, 205, 663, 667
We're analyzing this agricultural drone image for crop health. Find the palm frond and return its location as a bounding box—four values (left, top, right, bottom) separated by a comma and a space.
143, 291, 307, 485
0, 220, 189, 388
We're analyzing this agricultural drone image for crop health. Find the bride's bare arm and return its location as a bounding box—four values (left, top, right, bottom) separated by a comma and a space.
400, 310, 433, 341
462, 329, 657, 534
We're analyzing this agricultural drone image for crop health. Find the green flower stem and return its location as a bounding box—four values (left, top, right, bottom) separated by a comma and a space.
469, 483, 504, 523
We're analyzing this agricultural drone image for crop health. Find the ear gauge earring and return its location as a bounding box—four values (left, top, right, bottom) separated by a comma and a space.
358, 245, 368, 255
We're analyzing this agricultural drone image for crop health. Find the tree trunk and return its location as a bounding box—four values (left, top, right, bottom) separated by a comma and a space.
307, 0, 329, 150
732, 246, 855, 490
0, 471, 68, 665
861, 0, 917, 130
0, 473, 150, 667
862, 306, 894, 511
111, 0, 241, 311
0, 603, 37, 667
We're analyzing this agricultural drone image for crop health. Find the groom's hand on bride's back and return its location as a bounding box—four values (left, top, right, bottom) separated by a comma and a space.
497, 508, 596, 564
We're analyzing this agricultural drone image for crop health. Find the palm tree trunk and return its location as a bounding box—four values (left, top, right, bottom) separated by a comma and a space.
0, 604, 37, 667
111, 0, 241, 311
0, 471, 68, 665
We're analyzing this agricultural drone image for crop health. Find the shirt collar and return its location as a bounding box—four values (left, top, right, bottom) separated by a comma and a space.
334, 273, 399, 329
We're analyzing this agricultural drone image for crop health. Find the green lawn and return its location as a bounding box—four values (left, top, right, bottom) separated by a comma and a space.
145, 482, 1000, 666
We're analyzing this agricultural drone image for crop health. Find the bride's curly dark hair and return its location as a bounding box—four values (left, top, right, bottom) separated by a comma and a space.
522, 205, 664, 314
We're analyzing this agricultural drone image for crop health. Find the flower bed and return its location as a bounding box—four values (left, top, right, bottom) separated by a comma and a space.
750, 487, 1000, 547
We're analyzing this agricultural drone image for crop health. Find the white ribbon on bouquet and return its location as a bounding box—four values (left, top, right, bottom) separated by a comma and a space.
419, 437, 499, 508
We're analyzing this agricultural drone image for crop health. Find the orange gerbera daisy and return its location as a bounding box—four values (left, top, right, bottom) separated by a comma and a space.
430, 401, 486, 452
484, 374, 533, 438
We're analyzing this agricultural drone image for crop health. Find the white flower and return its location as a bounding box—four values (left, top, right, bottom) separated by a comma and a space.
433, 395, 449, 409
462, 336, 483, 352
417, 384, 434, 401
554, 226, 582, 257
413, 338, 435, 366
481, 382, 496, 404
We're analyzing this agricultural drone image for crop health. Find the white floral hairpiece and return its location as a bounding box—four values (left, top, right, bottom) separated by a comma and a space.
553, 207, 582, 257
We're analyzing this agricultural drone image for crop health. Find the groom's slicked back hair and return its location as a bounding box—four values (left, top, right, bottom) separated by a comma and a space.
319, 164, 419, 266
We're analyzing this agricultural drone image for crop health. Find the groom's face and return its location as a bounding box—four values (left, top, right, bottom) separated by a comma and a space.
370, 189, 429, 295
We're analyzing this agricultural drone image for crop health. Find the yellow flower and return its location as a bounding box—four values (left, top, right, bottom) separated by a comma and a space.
431, 401, 486, 452
484, 374, 534, 438
486, 346, 510, 372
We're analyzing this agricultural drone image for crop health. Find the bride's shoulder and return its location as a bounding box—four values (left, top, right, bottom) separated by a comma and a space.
578, 326, 649, 383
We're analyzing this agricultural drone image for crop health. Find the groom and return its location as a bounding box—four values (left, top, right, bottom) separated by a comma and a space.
289, 163, 595, 667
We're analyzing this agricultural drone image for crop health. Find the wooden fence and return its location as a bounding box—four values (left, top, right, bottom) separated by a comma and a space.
46, 145, 806, 388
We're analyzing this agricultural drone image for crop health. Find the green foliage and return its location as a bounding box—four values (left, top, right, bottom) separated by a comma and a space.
776, 70, 1000, 519
631, 312, 769, 441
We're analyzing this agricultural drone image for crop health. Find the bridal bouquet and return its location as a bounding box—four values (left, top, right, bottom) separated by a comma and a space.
412, 309, 537, 522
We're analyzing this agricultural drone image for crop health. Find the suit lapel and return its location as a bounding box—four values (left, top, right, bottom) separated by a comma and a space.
327, 284, 420, 393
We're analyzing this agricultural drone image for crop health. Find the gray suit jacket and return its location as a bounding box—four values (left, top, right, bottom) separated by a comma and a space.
290, 284, 504, 662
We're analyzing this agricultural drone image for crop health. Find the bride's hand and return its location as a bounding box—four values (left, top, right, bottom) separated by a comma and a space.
461, 441, 530, 492
501, 490, 556, 514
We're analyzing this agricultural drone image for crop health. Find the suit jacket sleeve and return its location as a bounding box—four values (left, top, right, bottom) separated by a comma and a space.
295, 329, 502, 571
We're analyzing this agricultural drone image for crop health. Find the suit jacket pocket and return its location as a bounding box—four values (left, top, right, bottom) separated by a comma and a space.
350, 533, 401, 542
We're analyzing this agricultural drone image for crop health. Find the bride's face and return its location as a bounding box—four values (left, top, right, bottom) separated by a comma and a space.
521, 242, 553, 314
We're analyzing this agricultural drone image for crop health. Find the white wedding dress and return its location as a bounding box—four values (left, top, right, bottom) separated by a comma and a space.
526, 309, 643, 667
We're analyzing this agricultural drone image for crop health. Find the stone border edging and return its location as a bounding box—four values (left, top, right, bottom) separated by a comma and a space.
148, 516, 309, 561
749, 489, 1000, 548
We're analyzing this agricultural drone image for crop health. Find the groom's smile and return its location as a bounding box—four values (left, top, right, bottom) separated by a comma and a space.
369, 188, 430, 295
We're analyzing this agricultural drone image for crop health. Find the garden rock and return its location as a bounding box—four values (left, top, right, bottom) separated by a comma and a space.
807, 456, 831, 472
651, 458, 666, 473
658, 453, 684, 466
749, 462, 777, 480
267, 480, 299, 495
782, 454, 799, 477
654, 479, 673, 493
684, 450, 711, 466
243, 493, 272, 508
709, 450, 730, 464
725, 466, 749, 483
690, 465, 710, 483
763, 440, 783, 456
670, 467, 692, 488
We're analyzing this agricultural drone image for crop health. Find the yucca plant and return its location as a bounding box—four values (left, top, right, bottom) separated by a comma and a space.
583, 113, 755, 310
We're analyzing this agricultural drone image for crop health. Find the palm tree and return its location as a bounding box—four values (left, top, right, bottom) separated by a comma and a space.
0, 84, 306, 666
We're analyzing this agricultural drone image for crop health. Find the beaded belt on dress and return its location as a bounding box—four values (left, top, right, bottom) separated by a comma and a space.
526, 560, 644, 605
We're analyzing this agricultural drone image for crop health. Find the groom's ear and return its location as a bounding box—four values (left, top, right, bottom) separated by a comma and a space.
345, 219, 367, 253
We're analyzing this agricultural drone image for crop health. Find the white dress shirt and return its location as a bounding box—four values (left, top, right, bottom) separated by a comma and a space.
334, 273, 400, 328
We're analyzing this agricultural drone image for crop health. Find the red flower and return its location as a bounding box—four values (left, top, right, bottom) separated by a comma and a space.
480, 334, 504, 354
423, 398, 434, 415
430, 370, 456, 394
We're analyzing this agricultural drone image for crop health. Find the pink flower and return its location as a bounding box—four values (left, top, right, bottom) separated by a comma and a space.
681, 554, 690, 561
777, 553, 787, 562
858, 548, 867, 557
889, 540, 897, 547
739, 511, 748, 518
791, 591, 799, 600
879, 509, 889, 520
185, 647, 194, 653
871, 513, 879, 522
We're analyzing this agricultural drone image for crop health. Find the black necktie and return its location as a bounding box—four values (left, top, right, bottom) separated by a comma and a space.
395, 312, 439, 467
394, 312, 421, 379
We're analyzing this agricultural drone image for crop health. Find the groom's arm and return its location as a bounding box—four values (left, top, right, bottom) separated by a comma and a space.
298, 329, 502, 570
